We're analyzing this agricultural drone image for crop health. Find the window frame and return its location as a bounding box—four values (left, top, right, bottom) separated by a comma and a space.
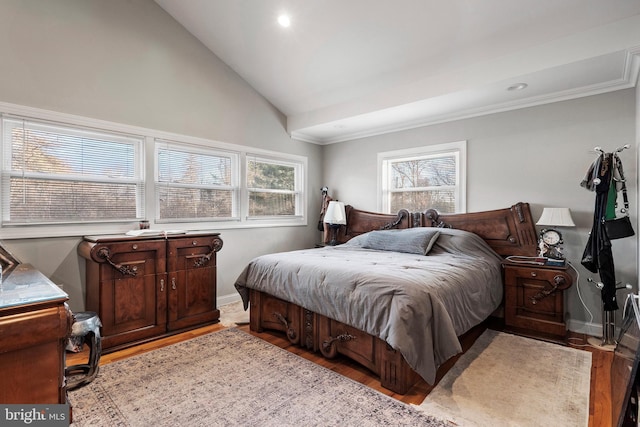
0, 101, 308, 239
244, 153, 305, 221
154, 139, 240, 224
377, 141, 467, 214
1, 114, 146, 226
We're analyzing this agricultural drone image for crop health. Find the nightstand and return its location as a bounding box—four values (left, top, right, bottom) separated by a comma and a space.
502, 261, 577, 342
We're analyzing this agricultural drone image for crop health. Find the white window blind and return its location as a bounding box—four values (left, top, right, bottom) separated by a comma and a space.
246, 156, 302, 218
1, 116, 144, 225
155, 140, 238, 222
379, 141, 466, 214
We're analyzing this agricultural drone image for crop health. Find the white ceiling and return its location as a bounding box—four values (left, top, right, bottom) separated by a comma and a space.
154, 0, 640, 144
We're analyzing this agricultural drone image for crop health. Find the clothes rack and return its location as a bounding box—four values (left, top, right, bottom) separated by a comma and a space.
582, 144, 632, 351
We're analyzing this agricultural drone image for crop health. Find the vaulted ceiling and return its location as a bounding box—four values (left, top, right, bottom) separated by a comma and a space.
154, 0, 640, 144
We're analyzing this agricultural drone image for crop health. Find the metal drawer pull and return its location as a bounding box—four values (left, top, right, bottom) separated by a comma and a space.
97, 247, 137, 277
171, 277, 177, 290
160, 279, 165, 292
530, 271, 537, 277
273, 312, 297, 341
530, 275, 566, 304
193, 237, 224, 267
194, 251, 214, 268
321, 332, 356, 358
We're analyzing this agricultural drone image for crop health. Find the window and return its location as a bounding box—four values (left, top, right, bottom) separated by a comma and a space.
1, 116, 144, 225
379, 141, 466, 214
155, 140, 239, 222
246, 155, 304, 219
0, 103, 308, 237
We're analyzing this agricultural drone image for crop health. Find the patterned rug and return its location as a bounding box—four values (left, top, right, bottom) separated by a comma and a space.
68, 328, 447, 426
416, 329, 592, 426
218, 300, 249, 327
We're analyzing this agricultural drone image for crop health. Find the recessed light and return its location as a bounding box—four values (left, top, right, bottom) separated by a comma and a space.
507, 83, 528, 91
277, 14, 291, 27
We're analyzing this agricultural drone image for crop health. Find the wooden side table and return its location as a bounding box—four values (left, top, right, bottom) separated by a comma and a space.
502, 261, 577, 342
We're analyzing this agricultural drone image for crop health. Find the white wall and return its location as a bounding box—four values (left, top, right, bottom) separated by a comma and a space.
323, 89, 638, 333
0, 0, 323, 311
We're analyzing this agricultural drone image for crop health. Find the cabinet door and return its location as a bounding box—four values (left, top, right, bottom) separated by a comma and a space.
167, 235, 222, 331
91, 240, 167, 349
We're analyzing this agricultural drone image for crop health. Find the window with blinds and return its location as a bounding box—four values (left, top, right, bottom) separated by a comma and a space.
0, 105, 308, 236
246, 156, 302, 218
1, 116, 144, 225
379, 141, 466, 214
155, 140, 239, 222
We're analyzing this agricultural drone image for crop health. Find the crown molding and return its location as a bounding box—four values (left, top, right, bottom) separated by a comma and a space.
292, 49, 640, 145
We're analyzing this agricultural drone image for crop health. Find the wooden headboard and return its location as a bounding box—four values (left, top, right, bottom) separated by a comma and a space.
327, 202, 538, 257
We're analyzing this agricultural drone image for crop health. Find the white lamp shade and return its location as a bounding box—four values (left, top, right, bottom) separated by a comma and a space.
323, 201, 346, 225
536, 207, 575, 227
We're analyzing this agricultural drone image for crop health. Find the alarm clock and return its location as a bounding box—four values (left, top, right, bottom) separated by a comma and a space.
538, 228, 565, 261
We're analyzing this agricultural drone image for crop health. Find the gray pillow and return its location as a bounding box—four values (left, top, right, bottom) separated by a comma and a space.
360, 228, 441, 255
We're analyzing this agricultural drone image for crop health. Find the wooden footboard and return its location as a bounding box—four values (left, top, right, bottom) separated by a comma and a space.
249, 289, 420, 394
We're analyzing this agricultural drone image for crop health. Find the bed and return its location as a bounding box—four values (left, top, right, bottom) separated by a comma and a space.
234, 202, 538, 394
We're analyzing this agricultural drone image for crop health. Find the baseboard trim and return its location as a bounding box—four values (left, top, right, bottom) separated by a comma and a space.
568, 318, 604, 338
218, 293, 242, 307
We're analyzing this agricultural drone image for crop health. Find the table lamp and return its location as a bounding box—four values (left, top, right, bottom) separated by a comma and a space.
536, 207, 575, 265
323, 201, 346, 246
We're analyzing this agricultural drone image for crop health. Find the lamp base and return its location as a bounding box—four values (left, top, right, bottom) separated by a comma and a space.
328, 224, 341, 246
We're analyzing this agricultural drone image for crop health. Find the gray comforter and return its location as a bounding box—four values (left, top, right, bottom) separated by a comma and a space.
234, 228, 504, 384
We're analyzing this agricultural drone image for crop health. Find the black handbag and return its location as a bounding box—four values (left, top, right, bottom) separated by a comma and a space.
605, 215, 634, 239
604, 154, 634, 240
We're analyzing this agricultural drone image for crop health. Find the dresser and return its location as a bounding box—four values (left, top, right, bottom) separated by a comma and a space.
0, 263, 71, 404
78, 232, 222, 351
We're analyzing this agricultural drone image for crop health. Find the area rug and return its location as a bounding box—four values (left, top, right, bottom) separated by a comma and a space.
218, 300, 249, 327
415, 329, 592, 426
68, 328, 447, 426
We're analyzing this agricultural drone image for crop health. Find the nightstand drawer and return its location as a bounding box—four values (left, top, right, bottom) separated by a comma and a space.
504, 267, 573, 288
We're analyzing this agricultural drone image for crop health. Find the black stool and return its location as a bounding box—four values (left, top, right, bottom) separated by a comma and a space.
65, 311, 102, 390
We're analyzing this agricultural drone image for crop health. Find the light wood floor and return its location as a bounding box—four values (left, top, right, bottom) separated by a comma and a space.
67, 322, 614, 427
